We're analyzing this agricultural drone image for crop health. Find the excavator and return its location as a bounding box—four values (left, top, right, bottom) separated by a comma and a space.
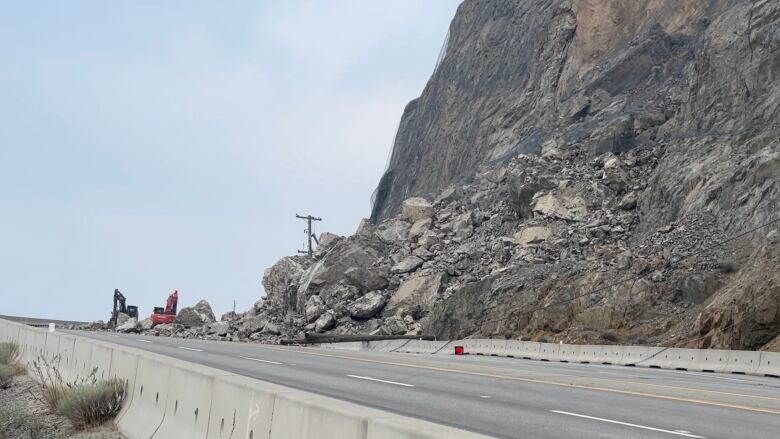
110, 289, 138, 326
151, 290, 178, 324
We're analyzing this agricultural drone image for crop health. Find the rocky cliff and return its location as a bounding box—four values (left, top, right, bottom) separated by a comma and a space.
115, 0, 779, 351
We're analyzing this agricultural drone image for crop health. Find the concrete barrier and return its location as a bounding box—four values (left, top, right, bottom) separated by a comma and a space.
556, 344, 582, 363
396, 340, 451, 354
68, 338, 95, 382
620, 346, 663, 366
723, 349, 762, 375
117, 355, 171, 438
206, 374, 282, 439
758, 351, 780, 377
367, 339, 410, 352
154, 362, 218, 439
269, 390, 373, 439
0, 319, 494, 439
537, 343, 561, 361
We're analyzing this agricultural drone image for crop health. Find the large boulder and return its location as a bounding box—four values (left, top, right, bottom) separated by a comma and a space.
514, 226, 552, 245
207, 321, 230, 337
375, 219, 411, 243
116, 317, 139, 333
220, 311, 241, 322
314, 312, 336, 332
401, 197, 434, 222
297, 239, 384, 306
262, 256, 309, 311
138, 318, 155, 332
531, 193, 588, 221
319, 283, 361, 309
176, 300, 216, 328
115, 312, 130, 328
382, 316, 408, 335
238, 316, 268, 336
384, 273, 444, 317
304, 295, 328, 323
347, 291, 387, 319
344, 267, 389, 292
391, 256, 424, 274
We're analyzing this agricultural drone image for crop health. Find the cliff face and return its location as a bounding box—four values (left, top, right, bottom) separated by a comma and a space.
213, 0, 778, 351
371, 0, 779, 224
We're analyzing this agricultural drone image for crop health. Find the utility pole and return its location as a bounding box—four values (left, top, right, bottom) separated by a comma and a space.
296, 214, 322, 257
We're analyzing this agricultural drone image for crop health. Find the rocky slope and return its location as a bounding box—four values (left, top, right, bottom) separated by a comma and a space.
104, 0, 779, 351
274, 0, 778, 351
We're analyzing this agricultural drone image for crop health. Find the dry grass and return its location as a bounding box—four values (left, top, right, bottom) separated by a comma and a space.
0, 364, 13, 389
0, 342, 19, 365
29, 354, 125, 431
58, 379, 125, 430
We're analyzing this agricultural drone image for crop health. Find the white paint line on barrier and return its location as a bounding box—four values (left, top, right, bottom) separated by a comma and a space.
178, 346, 203, 352
240, 356, 283, 365
135, 339, 152, 343
347, 375, 414, 387
550, 410, 704, 438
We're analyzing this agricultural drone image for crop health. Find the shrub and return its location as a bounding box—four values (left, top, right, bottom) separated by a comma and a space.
0, 364, 14, 389
0, 342, 19, 365
600, 331, 618, 342
58, 379, 125, 429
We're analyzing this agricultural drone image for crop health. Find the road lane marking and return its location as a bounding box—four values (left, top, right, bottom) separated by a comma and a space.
107, 335, 120, 338
254, 345, 780, 415
135, 339, 152, 343
178, 347, 203, 352
240, 356, 283, 365
479, 395, 491, 399
347, 375, 414, 387
550, 410, 704, 438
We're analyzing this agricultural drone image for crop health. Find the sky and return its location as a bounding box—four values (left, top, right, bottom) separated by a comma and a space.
0, 0, 461, 322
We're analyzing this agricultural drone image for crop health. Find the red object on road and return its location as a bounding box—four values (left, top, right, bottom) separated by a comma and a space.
150, 290, 178, 324
454, 345, 465, 355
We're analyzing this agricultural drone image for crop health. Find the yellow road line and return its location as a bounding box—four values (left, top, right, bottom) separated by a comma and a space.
257, 345, 780, 415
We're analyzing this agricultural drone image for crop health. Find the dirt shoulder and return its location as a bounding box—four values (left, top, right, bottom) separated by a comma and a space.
0, 373, 125, 439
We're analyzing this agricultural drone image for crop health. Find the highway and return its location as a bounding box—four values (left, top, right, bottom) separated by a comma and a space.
70, 331, 780, 439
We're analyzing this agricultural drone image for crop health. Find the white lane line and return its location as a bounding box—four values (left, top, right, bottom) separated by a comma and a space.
550, 411, 704, 438
178, 347, 203, 352
347, 375, 414, 387
479, 395, 491, 399
107, 335, 120, 338
240, 356, 283, 365
135, 339, 152, 343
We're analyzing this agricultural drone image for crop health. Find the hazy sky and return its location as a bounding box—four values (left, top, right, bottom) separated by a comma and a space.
0, 1, 461, 322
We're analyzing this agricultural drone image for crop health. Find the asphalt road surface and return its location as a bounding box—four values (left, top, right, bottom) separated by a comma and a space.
69, 331, 780, 439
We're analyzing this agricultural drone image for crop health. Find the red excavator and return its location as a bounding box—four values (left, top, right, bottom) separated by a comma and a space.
151, 290, 178, 324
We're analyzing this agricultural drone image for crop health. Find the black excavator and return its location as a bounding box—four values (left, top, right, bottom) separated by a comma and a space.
110, 289, 138, 326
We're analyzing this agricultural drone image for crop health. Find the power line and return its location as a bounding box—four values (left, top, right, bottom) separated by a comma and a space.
476, 218, 779, 330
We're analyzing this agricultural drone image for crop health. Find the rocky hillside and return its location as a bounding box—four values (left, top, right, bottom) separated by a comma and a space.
106, 0, 779, 351
261, 0, 778, 351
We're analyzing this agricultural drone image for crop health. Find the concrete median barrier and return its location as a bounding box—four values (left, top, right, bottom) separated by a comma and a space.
154, 362, 219, 439
69, 338, 95, 382
117, 355, 170, 439
396, 339, 451, 354
206, 374, 283, 439
537, 342, 561, 361
269, 390, 372, 439
556, 344, 582, 363
620, 346, 663, 366
91, 342, 114, 381
723, 350, 761, 375
758, 351, 780, 377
